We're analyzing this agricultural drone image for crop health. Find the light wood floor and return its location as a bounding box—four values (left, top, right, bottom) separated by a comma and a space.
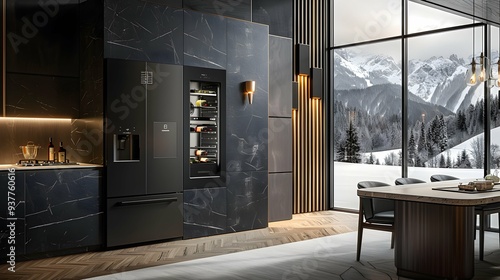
0, 211, 358, 280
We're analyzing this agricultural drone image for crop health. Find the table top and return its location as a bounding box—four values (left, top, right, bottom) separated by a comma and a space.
357, 179, 500, 206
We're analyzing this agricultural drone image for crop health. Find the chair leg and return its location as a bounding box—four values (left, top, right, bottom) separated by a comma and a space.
357, 200, 364, 261
479, 211, 485, 261
390, 231, 394, 249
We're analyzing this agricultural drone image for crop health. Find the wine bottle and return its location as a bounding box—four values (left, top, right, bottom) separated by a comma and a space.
48, 137, 55, 161
57, 142, 66, 163
195, 150, 208, 156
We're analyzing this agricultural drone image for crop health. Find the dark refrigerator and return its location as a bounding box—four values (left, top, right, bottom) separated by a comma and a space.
105, 59, 183, 247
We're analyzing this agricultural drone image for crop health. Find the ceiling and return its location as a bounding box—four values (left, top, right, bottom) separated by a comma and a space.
415, 0, 500, 26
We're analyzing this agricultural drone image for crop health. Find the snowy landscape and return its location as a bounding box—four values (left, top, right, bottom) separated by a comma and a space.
334, 48, 500, 212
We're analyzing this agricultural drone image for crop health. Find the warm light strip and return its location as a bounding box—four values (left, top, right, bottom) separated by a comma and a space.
2, 0, 6, 117
293, 0, 326, 214
0, 117, 72, 122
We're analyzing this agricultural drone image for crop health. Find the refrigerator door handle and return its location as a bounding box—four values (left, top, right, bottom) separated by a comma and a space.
117, 197, 178, 206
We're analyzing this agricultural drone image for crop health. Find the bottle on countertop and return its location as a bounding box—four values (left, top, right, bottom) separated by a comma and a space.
48, 137, 55, 161
57, 142, 66, 163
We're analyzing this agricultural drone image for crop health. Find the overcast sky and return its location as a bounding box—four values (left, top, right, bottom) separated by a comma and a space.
333, 0, 499, 60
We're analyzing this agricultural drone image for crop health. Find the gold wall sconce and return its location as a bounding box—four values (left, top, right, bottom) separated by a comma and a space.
245, 80, 256, 104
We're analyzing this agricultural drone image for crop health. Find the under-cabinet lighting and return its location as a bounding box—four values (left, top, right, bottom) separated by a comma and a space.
0, 117, 72, 122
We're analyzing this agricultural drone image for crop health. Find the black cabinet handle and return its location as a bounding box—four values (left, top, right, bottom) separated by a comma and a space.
117, 197, 177, 206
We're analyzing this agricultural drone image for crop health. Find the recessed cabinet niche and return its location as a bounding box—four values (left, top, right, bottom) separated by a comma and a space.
3, 0, 80, 118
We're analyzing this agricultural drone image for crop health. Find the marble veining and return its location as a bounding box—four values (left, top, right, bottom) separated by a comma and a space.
184, 187, 227, 239
226, 19, 269, 173
184, 10, 227, 69
104, 0, 183, 64
226, 171, 268, 232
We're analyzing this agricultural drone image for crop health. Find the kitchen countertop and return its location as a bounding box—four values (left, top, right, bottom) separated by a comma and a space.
357, 179, 500, 206
0, 163, 102, 171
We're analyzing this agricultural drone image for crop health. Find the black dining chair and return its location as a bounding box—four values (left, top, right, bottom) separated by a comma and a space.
430, 174, 500, 260
356, 181, 394, 261
395, 177, 426, 185
430, 174, 459, 182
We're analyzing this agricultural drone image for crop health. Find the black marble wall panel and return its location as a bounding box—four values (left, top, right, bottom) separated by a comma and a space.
183, 187, 227, 239
268, 172, 292, 222
0, 171, 26, 260
6, 0, 80, 77
6, 73, 79, 118
252, 0, 292, 38
24, 169, 102, 254
0, 119, 73, 164
183, 0, 251, 21
184, 10, 227, 69
104, 0, 184, 64
269, 35, 292, 118
268, 118, 292, 173
226, 171, 268, 232
226, 19, 269, 173
73, 0, 105, 164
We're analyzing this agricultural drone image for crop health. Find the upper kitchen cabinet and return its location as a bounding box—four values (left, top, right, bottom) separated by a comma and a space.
6, 0, 79, 77
104, 0, 183, 65
3, 0, 80, 118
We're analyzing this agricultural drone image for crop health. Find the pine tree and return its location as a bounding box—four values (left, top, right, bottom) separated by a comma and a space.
367, 152, 375, 164
338, 120, 361, 163
417, 122, 426, 153
438, 115, 448, 152
439, 154, 446, 168
408, 130, 416, 166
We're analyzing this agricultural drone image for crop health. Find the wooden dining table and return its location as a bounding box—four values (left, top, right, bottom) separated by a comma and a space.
357, 179, 500, 280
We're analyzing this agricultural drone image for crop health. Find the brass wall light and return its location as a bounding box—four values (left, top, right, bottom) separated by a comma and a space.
245, 80, 256, 104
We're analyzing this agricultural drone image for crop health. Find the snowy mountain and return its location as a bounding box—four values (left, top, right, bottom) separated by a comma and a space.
334, 49, 487, 113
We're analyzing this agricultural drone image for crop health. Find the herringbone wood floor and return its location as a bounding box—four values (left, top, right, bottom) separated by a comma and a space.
0, 211, 358, 280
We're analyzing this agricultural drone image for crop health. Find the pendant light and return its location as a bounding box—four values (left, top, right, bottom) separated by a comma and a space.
466, 0, 478, 86
466, 0, 492, 86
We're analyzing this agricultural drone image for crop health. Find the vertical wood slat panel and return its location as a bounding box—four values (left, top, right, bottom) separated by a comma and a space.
293, 0, 327, 214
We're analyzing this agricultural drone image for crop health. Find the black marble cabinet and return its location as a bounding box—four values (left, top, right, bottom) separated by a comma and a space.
104, 0, 184, 65
25, 169, 103, 255
4, 0, 80, 118
183, 187, 227, 239
225, 19, 269, 232
0, 168, 102, 260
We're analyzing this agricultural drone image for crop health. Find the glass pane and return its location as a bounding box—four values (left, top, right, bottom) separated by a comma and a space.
334, 0, 402, 46
407, 28, 484, 182
408, 1, 470, 34
333, 40, 402, 210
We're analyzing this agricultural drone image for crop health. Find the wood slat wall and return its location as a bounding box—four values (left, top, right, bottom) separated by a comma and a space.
293, 0, 327, 213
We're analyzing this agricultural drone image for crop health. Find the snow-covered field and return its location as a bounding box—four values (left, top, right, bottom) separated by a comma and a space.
334, 123, 500, 232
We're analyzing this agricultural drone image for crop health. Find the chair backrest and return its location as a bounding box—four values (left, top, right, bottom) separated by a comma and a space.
357, 181, 392, 220
430, 174, 459, 182
395, 177, 426, 185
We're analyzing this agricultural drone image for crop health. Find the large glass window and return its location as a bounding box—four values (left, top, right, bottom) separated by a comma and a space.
407, 28, 484, 181
332, 0, 493, 211
408, 1, 470, 34
333, 40, 402, 209
334, 0, 402, 46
